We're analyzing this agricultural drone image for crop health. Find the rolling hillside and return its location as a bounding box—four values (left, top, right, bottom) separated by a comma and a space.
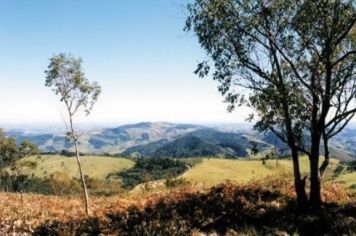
182, 157, 339, 185
20, 155, 134, 180
5, 122, 356, 160
122, 129, 254, 158
17, 155, 354, 191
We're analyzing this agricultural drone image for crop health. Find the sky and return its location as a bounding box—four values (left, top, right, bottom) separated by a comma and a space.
0, 0, 253, 126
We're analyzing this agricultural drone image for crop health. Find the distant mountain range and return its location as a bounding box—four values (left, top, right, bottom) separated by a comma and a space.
5, 122, 356, 161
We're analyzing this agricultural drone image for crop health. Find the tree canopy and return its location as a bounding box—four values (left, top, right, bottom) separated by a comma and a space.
45, 53, 101, 119
0, 129, 39, 168
186, 0, 355, 208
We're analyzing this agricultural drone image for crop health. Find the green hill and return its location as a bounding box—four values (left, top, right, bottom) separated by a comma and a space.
182, 157, 339, 185
21, 155, 134, 180
7, 123, 356, 161
123, 128, 257, 158
17, 155, 354, 193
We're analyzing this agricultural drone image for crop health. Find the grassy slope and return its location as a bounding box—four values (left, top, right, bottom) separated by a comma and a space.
20, 155, 353, 189
21, 155, 134, 180
336, 172, 356, 188
183, 157, 339, 185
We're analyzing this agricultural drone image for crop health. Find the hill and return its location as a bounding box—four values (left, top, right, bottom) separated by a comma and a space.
182, 157, 339, 186
3, 155, 354, 235
13, 155, 355, 197
5, 122, 356, 160
122, 129, 255, 158
7, 122, 203, 154
21, 155, 134, 180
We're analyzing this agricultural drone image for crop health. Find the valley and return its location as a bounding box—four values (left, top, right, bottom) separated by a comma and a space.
15, 154, 355, 194
6, 122, 356, 161
1, 155, 355, 235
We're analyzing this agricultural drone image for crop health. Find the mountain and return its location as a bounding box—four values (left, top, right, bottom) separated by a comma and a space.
4, 122, 356, 160
329, 128, 356, 161
122, 128, 256, 158
260, 129, 356, 161
6, 122, 203, 154
87, 122, 202, 153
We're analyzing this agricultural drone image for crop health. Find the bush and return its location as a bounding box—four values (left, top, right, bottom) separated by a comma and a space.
32, 179, 356, 235
114, 158, 188, 189
0, 171, 125, 196
165, 177, 191, 188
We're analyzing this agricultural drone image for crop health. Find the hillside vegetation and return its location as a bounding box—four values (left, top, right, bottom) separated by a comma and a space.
8, 123, 356, 160
0, 154, 354, 234
114, 158, 188, 188
20, 155, 134, 180
0, 175, 354, 235
6, 154, 354, 200
182, 157, 338, 186
18, 155, 355, 191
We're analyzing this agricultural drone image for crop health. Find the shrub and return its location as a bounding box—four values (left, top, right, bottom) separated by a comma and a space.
114, 158, 188, 189
165, 177, 191, 188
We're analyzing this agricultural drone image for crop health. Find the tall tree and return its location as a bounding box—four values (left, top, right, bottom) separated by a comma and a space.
186, 0, 355, 208
45, 53, 101, 214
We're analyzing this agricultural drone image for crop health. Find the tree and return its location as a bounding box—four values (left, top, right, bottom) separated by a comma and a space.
45, 53, 101, 214
0, 130, 19, 169
0, 130, 40, 192
185, 0, 355, 208
249, 140, 259, 157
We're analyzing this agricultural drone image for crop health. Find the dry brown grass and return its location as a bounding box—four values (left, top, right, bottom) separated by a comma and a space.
0, 175, 354, 235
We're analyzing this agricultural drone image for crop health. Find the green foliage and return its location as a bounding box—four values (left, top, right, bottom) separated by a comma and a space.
185, 0, 355, 144
45, 53, 101, 117
115, 158, 188, 188
85, 177, 125, 196
185, 0, 356, 207
0, 132, 18, 168
122, 128, 250, 158
165, 177, 190, 188
333, 160, 356, 177
250, 140, 259, 157
0, 171, 80, 195
45, 54, 102, 213
0, 129, 39, 168
0, 170, 125, 196
180, 157, 203, 167
344, 160, 356, 172
0, 130, 40, 192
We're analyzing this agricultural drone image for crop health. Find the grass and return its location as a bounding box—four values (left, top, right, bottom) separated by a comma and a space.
335, 172, 356, 188
1, 175, 353, 235
18, 155, 354, 191
2, 155, 354, 234
182, 156, 338, 186
21, 155, 134, 180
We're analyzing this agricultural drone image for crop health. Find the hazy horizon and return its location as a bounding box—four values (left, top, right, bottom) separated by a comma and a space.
0, 120, 255, 130
0, 0, 254, 125
1, 1, 355, 126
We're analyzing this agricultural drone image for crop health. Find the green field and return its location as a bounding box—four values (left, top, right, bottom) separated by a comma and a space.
335, 172, 356, 188
21, 155, 134, 180
19, 155, 354, 191
182, 157, 339, 185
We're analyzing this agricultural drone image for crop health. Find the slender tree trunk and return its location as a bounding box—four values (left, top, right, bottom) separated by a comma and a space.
319, 131, 330, 177
291, 148, 308, 208
73, 140, 90, 215
69, 117, 89, 215
309, 131, 322, 208
0, 170, 2, 192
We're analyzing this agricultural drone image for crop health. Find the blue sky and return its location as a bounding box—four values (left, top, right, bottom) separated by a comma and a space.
0, 1, 251, 125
